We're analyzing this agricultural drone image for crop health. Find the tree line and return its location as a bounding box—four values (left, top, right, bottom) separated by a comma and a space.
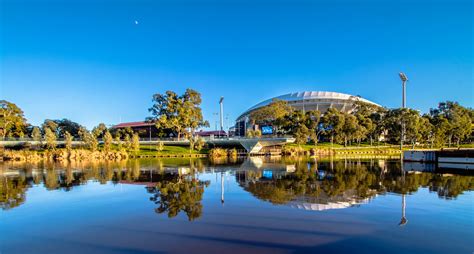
249, 99, 473, 147
1, 90, 472, 149
0, 88, 207, 151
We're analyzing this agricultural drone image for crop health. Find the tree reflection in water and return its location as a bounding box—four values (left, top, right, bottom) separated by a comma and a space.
0, 158, 473, 216
237, 159, 474, 208
147, 174, 209, 221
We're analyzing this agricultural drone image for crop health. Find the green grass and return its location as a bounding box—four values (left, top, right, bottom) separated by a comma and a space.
283, 142, 474, 151
285, 142, 398, 151
102, 144, 208, 156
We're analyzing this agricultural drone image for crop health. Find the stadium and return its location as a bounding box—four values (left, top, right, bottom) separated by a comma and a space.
235, 91, 380, 136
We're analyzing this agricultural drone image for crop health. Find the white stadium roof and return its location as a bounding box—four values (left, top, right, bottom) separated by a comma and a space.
238, 91, 380, 120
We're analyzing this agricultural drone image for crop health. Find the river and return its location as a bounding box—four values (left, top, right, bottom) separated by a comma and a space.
0, 157, 472, 253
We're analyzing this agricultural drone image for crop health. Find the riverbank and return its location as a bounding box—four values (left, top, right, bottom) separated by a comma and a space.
2, 143, 473, 162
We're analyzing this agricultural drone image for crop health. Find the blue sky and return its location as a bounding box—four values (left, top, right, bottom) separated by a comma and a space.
1, 0, 472, 129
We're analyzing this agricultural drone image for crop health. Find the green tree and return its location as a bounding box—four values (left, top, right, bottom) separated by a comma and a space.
41, 120, 59, 135
194, 137, 205, 151
342, 113, 358, 146
430, 101, 472, 146
115, 136, 122, 150
103, 131, 113, 152
351, 101, 383, 145
279, 110, 320, 143
41, 119, 83, 138
44, 128, 57, 150
79, 127, 98, 151
92, 123, 108, 139
246, 129, 262, 138
294, 124, 310, 145
148, 89, 208, 140
64, 131, 73, 152
384, 108, 422, 148
31, 126, 42, 142
0, 100, 27, 138
123, 134, 131, 150
419, 115, 434, 147
131, 133, 140, 152
322, 108, 345, 145
249, 99, 293, 132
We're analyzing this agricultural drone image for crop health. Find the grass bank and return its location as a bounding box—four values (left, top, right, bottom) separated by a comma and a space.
1, 145, 209, 162
283, 143, 402, 156
129, 145, 208, 158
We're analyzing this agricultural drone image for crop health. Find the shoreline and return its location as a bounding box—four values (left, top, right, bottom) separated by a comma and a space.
2, 144, 472, 162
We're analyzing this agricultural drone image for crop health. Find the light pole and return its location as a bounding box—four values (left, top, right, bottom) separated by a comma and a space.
219, 97, 224, 137
399, 72, 409, 226
399, 72, 408, 108
149, 124, 152, 150
225, 114, 229, 138
399, 72, 408, 150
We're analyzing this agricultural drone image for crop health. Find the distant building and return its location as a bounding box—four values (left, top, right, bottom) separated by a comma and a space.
235, 91, 380, 136
195, 130, 227, 138
112, 121, 227, 139
112, 121, 158, 138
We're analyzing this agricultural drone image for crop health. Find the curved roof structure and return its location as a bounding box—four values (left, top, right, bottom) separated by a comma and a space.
237, 91, 379, 120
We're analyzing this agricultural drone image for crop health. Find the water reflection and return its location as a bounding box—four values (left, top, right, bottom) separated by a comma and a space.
1, 158, 473, 219
147, 173, 210, 221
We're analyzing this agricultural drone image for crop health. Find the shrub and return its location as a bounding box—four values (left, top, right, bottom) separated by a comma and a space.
208, 148, 227, 158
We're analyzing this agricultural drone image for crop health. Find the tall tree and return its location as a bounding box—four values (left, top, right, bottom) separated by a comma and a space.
92, 123, 108, 139
342, 113, 358, 146
148, 89, 208, 140
79, 127, 98, 151
250, 99, 293, 131
294, 124, 310, 145
430, 101, 472, 146
384, 108, 422, 147
103, 131, 113, 152
131, 133, 140, 152
64, 131, 73, 152
0, 100, 27, 138
322, 108, 345, 145
31, 127, 42, 142
56, 119, 83, 138
44, 128, 57, 150
418, 115, 434, 147
41, 120, 59, 134
280, 110, 320, 144
304, 110, 321, 143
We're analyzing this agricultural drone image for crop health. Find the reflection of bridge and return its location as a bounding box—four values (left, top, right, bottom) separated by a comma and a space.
0, 137, 295, 154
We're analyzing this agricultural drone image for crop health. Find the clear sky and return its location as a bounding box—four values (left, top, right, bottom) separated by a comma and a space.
1, 0, 472, 130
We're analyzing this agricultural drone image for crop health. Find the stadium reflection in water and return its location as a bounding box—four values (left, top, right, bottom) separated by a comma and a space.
1, 157, 473, 254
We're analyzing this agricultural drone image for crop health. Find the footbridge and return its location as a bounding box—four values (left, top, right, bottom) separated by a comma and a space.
1, 137, 295, 154
141, 137, 296, 154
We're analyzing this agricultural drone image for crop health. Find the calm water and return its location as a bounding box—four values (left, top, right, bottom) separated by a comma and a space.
1, 157, 473, 254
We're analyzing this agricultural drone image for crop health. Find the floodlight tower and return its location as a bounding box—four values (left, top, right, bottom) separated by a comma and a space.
399, 72, 408, 108
219, 97, 224, 135
398, 73, 409, 226
399, 73, 408, 151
